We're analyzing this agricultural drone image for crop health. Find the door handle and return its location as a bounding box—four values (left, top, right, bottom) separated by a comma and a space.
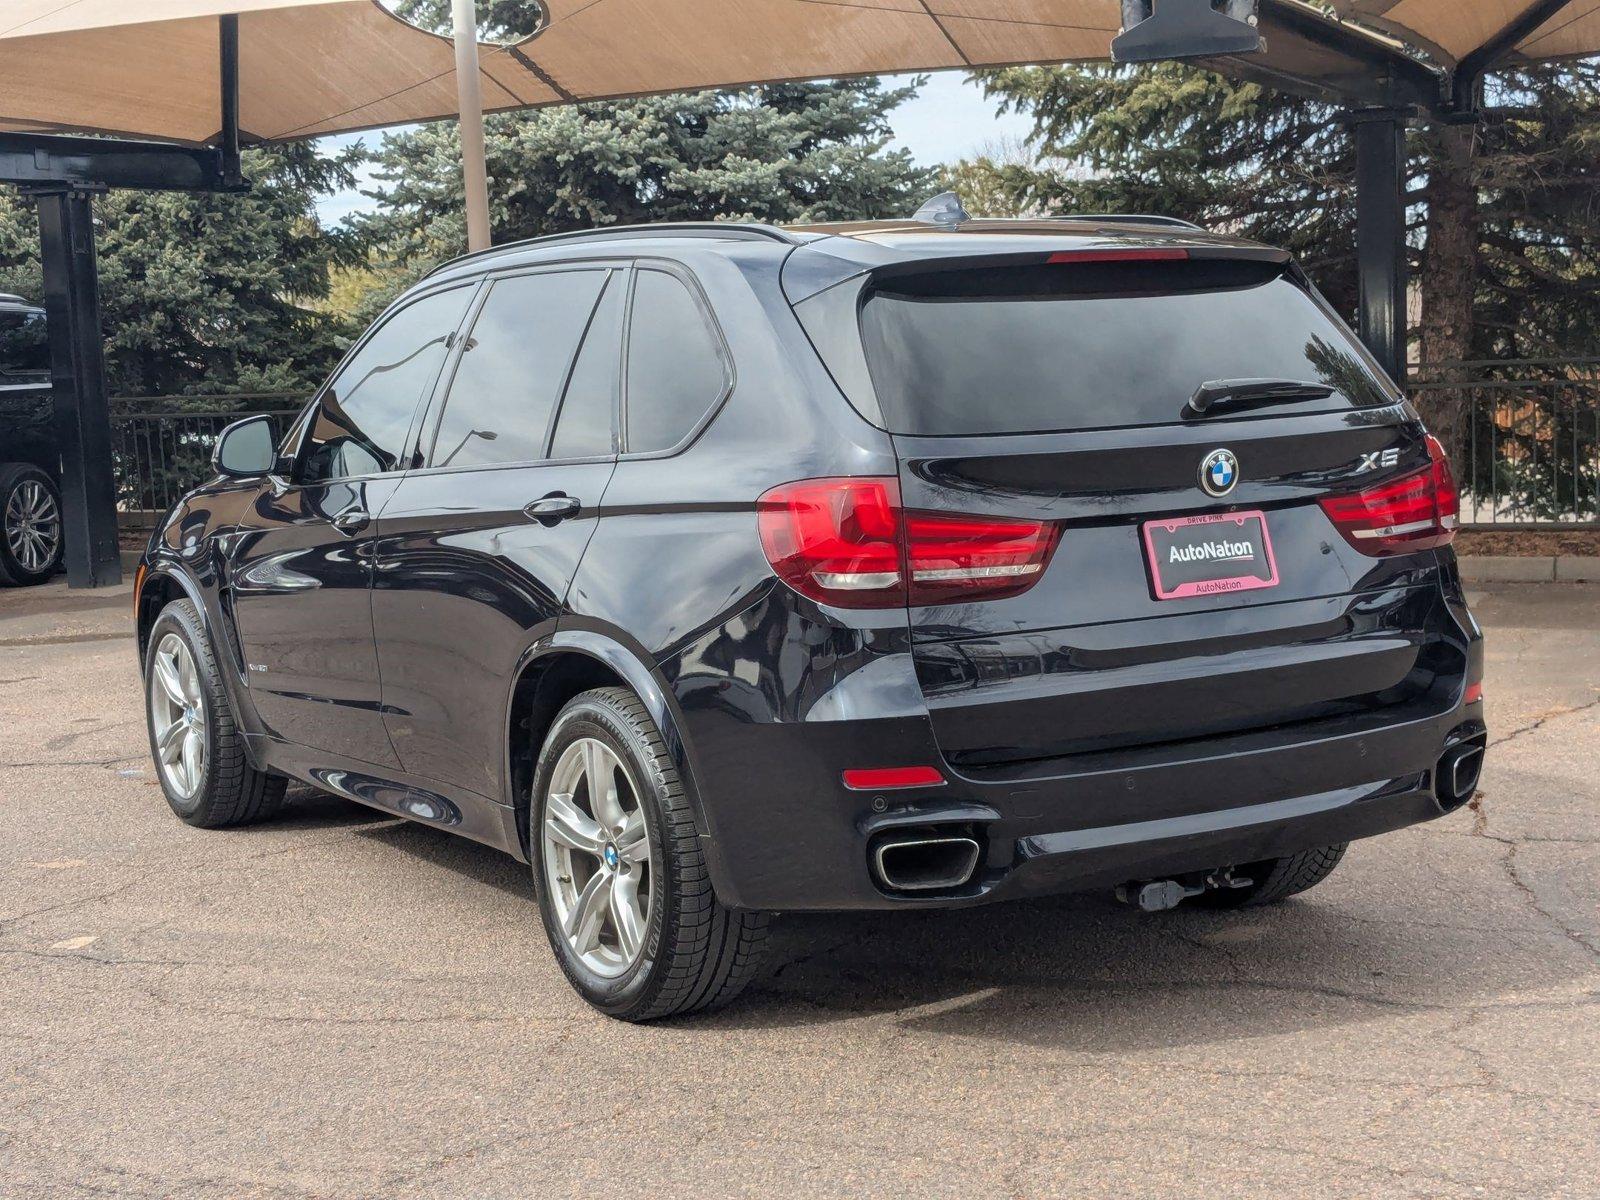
523, 493, 582, 525
331, 507, 371, 535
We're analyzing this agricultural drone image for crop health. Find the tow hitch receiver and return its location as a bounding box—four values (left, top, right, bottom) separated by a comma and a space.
1116, 869, 1254, 912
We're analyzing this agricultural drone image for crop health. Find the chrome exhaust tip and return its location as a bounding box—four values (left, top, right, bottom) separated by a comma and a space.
1435, 737, 1487, 812
873, 835, 982, 892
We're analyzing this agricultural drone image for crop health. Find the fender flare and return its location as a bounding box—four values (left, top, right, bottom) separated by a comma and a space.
138, 555, 268, 750
508, 627, 737, 899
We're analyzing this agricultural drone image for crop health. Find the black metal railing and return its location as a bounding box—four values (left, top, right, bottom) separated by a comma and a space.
1412, 359, 1600, 528
107, 363, 1600, 536
110, 394, 304, 539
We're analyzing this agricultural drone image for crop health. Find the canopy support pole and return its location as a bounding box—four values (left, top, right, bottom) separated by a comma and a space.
1352, 109, 1408, 385
219, 14, 243, 188
451, 0, 491, 252
29, 187, 121, 588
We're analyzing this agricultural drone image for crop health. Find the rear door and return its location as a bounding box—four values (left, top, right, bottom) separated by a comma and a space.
841, 254, 1450, 771
372, 265, 622, 799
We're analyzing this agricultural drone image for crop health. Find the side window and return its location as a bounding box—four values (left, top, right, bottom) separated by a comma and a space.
299, 286, 471, 484
428, 269, 607, 469
0, 310, 50, 379
550, 272, 624, 460
624, 270, 728, 454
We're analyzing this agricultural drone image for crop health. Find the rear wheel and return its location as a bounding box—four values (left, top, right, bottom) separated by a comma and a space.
144, 599, 287, 828
530, 687, 769, 1021
1200, 843, 1349, 908
0, 464, 63, 587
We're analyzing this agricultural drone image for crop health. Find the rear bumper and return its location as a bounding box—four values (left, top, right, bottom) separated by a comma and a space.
669, 569, 1483, 912
685, 692, 1485, 912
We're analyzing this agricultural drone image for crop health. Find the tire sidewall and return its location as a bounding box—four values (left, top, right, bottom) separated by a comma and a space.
144, 602, 222, 821
0, 466, 64, 585
530, 698, 671, 1016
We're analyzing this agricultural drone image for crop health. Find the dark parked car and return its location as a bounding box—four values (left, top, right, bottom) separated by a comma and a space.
135, 211, 1486, 1020
0, 294, 64, 586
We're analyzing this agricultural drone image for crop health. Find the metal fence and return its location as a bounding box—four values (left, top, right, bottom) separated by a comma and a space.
110, 394, 304, 540
1412, 359, 1600, 528
107, 362, 1600, 535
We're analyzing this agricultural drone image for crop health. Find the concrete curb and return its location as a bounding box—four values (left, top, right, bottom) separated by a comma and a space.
1459, 556, 1600, 583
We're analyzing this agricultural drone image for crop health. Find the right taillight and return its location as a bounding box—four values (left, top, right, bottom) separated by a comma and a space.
757, 477, 1058, 609
1319, 434, 1460, 555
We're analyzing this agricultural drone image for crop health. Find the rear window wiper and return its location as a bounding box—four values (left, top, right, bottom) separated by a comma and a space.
1185, 378, 1336, 419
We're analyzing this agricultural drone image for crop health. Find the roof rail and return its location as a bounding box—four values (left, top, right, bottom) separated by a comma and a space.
1050, 213, 1205, 231
0, 292, 35, 305
424, 222, 800, 278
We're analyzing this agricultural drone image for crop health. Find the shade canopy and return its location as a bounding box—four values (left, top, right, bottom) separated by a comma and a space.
0, 0, 1595, 148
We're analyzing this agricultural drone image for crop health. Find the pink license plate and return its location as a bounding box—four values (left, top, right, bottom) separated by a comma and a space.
1142, 510, 1280, 600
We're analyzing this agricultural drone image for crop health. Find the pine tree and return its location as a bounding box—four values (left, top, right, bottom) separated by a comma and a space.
0, 143, 361, 396
962, 62, 1600, 458
354, 80, 935, 315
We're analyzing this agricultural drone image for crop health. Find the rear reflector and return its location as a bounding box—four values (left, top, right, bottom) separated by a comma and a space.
1046, 248, 1190, 265
757, 477, 1059, 609
842, 766, 945, 791
1318, 434, 1460, 555
1464, 681, 1484, 705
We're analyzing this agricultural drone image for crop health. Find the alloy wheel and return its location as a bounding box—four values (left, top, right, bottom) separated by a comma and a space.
149, 632, 208, 800
541, 737, 653, 978
4, 479, 60, 574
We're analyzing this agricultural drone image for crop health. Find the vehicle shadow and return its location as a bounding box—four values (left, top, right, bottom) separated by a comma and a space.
262, 787, 1581, 1052
276, 784, 536, 900
690, 893, 1575, 1052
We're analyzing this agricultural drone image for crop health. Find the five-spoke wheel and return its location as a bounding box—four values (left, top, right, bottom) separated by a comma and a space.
143, 597, 286, 827
530, 687, 770, 1021
148, 631, 208, 800
541, 737, 653, 977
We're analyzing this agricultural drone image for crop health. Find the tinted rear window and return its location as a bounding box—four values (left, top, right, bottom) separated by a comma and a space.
856, 262, 1395, 436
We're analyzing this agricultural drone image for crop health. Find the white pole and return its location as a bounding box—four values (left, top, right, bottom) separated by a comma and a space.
452, 0, 491, 252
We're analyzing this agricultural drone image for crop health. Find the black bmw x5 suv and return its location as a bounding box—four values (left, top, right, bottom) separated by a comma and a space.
136, 214, 1486, 1020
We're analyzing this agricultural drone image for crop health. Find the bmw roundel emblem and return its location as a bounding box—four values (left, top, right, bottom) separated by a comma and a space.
603, 844, 620, 869
1199, 448, 1239, 498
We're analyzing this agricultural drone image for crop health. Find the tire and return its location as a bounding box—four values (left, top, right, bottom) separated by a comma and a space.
529, 686, 770, 1021
1199, 843, 1349, 909
144, 598, 287, 828
0, 463, 64, 587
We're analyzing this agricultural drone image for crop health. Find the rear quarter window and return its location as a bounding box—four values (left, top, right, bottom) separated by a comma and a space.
846, 260, 1397, 437
623, 269, 729, 454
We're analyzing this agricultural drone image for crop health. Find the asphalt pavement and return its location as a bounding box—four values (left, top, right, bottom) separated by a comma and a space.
2, 577, 1596, 1198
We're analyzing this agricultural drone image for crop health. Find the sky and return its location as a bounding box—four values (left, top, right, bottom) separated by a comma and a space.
312, 70, 1037, 226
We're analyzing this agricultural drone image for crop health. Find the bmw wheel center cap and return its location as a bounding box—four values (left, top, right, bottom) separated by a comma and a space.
1200, 448, 1239, 498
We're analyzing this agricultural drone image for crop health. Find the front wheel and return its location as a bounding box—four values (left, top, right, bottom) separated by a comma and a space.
530, 687, 769, 1021
144, 599, 287, 827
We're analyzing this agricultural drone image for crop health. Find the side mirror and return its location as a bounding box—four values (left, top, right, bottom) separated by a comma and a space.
213, 414, 279, 478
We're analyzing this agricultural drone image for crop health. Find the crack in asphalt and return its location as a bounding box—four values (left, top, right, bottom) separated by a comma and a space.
1488, 693, 1600, 749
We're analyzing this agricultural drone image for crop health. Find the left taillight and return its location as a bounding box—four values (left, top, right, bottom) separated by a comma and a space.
757, 477, 1058, 609
1319, 434, 1460, 556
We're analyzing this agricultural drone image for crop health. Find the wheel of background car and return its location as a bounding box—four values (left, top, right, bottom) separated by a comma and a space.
529, 686, 770, 1021
0, 463, 63, 587
143, 598, 288, 828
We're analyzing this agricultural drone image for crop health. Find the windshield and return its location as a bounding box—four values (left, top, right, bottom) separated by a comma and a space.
856, 261, 1397, 436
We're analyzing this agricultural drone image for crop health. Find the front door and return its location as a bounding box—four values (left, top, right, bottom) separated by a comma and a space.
229, 282, 475, 765
373, 265, 624, 799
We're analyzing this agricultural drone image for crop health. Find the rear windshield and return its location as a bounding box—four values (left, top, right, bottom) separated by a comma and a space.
855, 261, 1396, 436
